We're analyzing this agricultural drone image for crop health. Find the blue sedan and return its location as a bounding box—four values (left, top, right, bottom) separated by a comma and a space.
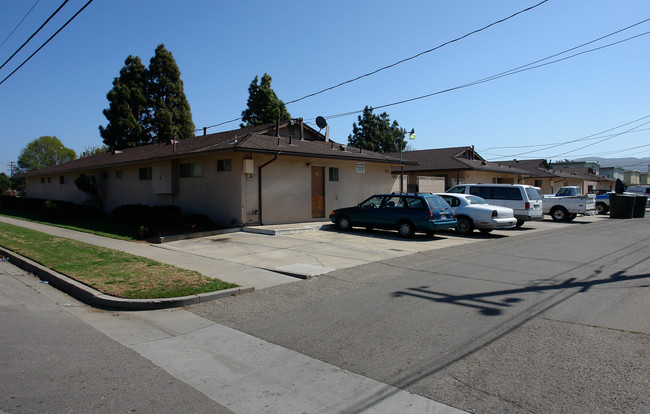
330, 193, 457, 238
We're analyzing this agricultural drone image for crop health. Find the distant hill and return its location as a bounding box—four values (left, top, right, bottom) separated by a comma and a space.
572, 157, 650, 172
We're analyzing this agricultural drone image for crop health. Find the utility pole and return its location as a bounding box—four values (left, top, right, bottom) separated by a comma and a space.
8, 161, 16, 176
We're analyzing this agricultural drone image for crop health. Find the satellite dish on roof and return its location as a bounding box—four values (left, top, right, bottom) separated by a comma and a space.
316, 116, 328, 129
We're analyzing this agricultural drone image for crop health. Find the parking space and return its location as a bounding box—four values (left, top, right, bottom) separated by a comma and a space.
159, 214, 609, 280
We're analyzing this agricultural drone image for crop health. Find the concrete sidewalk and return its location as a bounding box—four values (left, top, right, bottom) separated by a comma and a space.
0, 214, 608, 309
0, 215, 486, 291
0, 215, 296, 290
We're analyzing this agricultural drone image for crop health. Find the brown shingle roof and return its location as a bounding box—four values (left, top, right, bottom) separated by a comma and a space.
500, 159, 615, 182
388, 146, 531, 175
21, 122, 410, 177
387, 146, 480, 170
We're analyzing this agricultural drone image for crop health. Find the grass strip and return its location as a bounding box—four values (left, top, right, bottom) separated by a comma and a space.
0, 222, 238, 299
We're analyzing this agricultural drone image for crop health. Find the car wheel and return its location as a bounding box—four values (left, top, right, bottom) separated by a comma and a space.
456, 217, 474, 235
515, 219, 525, 228
566, 213, 577, 221
336, 215, 352, 231
397, 221, 415, 238
550, 207, 568, 222
479, 228, 493, 234
596, 202, 608, 214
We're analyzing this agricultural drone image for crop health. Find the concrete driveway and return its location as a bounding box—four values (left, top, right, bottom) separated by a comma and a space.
157, 215, 607, 282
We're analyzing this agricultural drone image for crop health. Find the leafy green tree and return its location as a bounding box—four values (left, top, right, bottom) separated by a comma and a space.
241, 73, 291, 127
82, 145, 109, 157
74, 174, 100, 205
99, 55, 149, 149
147, 44, 195, 143
0, 172, 10, 194
17, 136, 76, 173
347, 106, 406, 153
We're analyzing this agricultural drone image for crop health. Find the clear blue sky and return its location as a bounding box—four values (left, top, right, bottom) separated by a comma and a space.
2, 0, 650, 176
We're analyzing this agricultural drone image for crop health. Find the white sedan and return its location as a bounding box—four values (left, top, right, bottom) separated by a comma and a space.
436, 193, 517, 235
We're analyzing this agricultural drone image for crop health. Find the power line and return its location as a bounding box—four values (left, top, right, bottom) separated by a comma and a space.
577, 143, 650, 158
0, 0, 93, 87
198, 14, 650, 135
481, 126, 650, 151
483, 142, 650, 161
196, 0, 551, 132
548, 120, 650, 158
322, 26, 650, 121
283, 0, 550, 105
481, 114, 650, 158
0, 0, 69, 72
0, 0, 41, 49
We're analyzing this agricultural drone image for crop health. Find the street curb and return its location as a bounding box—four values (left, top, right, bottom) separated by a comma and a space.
0, 246, 254, 310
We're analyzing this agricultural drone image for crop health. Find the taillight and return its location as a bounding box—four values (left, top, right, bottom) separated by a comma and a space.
525, 202, 530, 210
492, 210, 498, 217
429, 210, 434, 220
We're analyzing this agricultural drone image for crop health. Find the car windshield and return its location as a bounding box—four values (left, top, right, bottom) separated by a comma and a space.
526, 187, 542, 200
359, 196, 384, 208
466, 195, 487, 205
447, 186, 465, 194
425, 195, 450, 209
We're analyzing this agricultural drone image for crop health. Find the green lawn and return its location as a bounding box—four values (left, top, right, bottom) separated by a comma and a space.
0, 222, 238, 299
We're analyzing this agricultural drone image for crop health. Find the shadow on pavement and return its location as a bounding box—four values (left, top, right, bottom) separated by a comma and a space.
392, 270, 650, 316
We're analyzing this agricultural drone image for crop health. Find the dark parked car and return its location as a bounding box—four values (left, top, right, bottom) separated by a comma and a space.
329, 193, 457, 238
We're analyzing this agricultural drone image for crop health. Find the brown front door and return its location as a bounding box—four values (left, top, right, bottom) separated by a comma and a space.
311, 166, 325, 218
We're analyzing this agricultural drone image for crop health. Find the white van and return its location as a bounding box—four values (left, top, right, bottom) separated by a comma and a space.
446, 183, 543, 227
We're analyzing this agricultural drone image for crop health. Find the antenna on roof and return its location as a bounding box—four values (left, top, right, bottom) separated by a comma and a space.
316, 116, 329, 142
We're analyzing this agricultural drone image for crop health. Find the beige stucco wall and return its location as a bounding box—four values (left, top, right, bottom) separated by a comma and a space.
624, 171, 641, 185
257, 155, 395, 225
25, 175, 87, 204
25, 151, 397, 227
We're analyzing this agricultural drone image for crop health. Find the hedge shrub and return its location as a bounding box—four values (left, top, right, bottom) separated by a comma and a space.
112, 204, 217, 239
41, 200, 102, 222
0, 196, 46, 211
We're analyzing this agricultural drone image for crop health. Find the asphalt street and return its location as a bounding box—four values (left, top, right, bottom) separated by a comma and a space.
189, 216, 650, 413
1, 213, 648, 413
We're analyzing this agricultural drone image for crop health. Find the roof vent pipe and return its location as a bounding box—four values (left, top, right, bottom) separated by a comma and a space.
299, 118, 304, 140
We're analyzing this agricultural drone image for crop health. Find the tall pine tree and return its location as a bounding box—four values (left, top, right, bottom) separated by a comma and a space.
347, 106, 406, 153
241, 73, 291, 127
147, 44, 195, 143
99, 45, 194, 149
99, 55, 148, 149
